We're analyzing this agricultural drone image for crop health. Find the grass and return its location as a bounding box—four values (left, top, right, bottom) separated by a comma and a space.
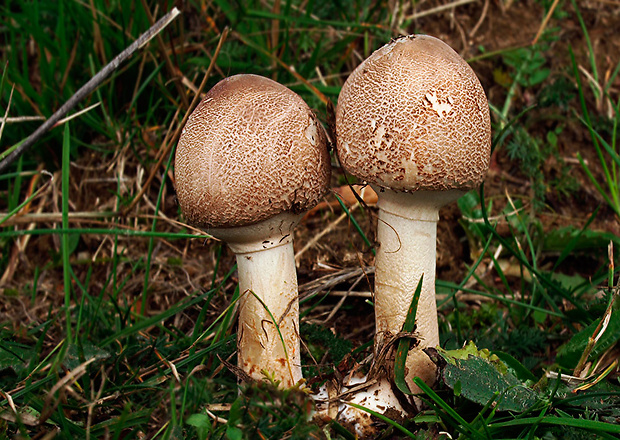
1, 0, 619, 439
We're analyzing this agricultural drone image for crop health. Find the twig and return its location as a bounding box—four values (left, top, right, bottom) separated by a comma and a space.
295, 203, 360, 265
469, 0, 489, 38
0, 7, 182, 173
405, 0, 477, 21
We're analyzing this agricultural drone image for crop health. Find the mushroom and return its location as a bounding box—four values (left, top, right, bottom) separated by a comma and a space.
334, 35, 491, 430
175, 74, 331, 388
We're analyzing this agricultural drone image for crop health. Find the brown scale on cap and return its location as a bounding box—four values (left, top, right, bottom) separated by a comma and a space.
175, 74, 331, 228
336, 35, 491, 192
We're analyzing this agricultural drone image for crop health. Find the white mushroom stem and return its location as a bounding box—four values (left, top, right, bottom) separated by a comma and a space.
373, 188, 462, 363
339, 377, 406, 438
212, 212, 303, 388
323, 189, 464, 436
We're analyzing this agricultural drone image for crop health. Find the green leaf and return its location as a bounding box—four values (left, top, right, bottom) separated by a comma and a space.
187, 413, 211, 440
492, 351, 537, 383
440, 342, 540, 412
186, 413, 211, 428
63, 342, 109, 370
0, 342, 35, 376
225, 425, 243, 440
60, 232, 80, 256
442, 341, 505, 372
528, 68, 550, 86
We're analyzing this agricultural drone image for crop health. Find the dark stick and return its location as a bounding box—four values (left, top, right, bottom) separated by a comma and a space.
0, 7, 182, 174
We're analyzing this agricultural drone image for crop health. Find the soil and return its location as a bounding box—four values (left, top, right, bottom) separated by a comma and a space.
1, 0, 619, 372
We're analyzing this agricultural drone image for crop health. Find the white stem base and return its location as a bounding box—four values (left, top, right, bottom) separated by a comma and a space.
338, 376, 405, 438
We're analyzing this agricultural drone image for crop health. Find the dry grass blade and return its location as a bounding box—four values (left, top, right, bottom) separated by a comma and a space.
469, 0, 490, 38
299, 266, 375, 300
295, 205, 360, 265
54, 103, 101, 126
39, 358, 97, 425
532, 0, 561, 44
0, 390, 37, 426
0, 83, 14, 141
405, 0, 477, 20
139, 0, 189, 109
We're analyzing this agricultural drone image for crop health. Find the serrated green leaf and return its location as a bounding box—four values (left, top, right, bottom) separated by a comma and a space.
492, 351, 538, 383
0, 342, 35, 377
440, 343, 540, 412
442, 340, 507, 374
63, 342, 110, 370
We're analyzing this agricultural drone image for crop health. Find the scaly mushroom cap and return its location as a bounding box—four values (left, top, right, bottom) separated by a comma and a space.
175, 74, 331, 228
336, 35, 491, 192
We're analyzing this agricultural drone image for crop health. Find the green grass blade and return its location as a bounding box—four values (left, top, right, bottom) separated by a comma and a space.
140, 136, 176, 315
576, 115, 620, 195
577, 153, 617, 215
394, 275, 423, 395
61, 123, 73, 343
342, 401, 417, 438
553, 207, 600, 270
438, 233, 494, 308
570, 0, 599, 86
0, 173, 51, 226
413, 377, 487, 440
333, 192, 374, 255
488, 415, 620, 433
570, 47, 619, 214
478, 185, 585, 317
99, 288, 217, 347
436, 280, 565, 317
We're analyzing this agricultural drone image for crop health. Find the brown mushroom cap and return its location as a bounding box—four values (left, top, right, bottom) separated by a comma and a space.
175, 74, 331, 229
336, 35, 491, 192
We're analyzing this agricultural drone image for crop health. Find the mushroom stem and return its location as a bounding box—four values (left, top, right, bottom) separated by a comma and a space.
374, 189, 458, 349
373, 189, 462, 373
235, 241, 301, 388
213, 212, 303, 388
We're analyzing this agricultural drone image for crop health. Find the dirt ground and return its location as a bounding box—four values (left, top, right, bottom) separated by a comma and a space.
1, 0, 619, 361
